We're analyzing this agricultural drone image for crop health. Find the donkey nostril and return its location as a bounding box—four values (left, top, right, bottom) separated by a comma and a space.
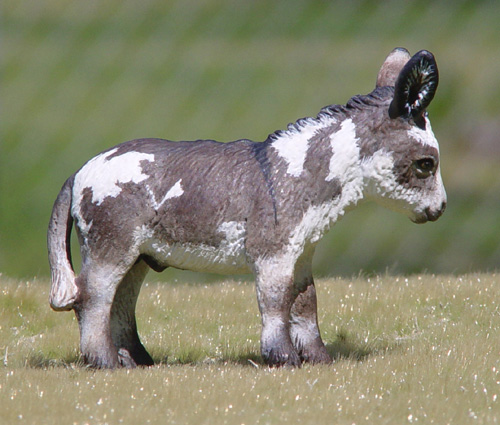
425, 203, 446, 222
435, 201, 446, 218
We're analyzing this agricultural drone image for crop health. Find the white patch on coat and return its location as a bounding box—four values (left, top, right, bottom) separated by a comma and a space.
326, 118, 360, 182
217, 221, 247, 259
362, 150, 397, 198
361, 150, 419, 216
147, 179, 184, 210
165, 179, 184, 199
325, 118, 364, 209
72, 148, 155, 233
268, 119, 363, 257
140, 221, 250, 274
290, 202, 337, 248
74, 148, 155, 206
272, 117, 334, 177
407, 116, 439, 150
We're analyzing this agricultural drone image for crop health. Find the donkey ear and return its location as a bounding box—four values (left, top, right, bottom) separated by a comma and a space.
376, 47, 411, 88
388, 50, 439, 119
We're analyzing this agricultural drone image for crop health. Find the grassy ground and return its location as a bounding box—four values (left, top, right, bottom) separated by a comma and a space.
1, 274, 498, 424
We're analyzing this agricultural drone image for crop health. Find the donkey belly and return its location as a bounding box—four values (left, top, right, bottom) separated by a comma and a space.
143, 222, 252, 275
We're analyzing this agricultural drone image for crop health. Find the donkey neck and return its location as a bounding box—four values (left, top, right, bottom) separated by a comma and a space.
266, 88, 395, 208
268, 111, 366, 210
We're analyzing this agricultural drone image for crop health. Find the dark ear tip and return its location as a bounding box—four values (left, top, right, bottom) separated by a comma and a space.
415, 49, 435, 60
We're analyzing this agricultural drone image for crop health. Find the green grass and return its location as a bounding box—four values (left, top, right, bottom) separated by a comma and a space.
1, 274, 499, 424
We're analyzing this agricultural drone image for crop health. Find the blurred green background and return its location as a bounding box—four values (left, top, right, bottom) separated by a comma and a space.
2, 0, 499, 280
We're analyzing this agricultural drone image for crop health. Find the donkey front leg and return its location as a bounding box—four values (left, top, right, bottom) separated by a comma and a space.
290, 277, 332, 365
254, 259, 301, 367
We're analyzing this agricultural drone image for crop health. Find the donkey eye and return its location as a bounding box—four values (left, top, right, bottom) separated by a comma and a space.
413, 157, 437, 178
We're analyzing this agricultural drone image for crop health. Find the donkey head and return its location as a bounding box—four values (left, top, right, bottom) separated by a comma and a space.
360, 48, 446, 224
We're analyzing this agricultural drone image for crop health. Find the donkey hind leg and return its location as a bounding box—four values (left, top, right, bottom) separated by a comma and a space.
75, 265, 125, 369
110, 259, 153, 367
290, 276, 332, 365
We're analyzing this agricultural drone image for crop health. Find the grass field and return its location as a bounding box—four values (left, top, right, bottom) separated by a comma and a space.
1, 274, 499, 424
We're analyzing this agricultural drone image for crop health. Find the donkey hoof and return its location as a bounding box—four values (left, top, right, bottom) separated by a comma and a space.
301, 349, 332, 365
118, 348, 138, 369
264, 348, 302, 368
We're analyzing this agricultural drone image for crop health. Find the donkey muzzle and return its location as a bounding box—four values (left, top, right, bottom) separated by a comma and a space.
413, 201, 446, 224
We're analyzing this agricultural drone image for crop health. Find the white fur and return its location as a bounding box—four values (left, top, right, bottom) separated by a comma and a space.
253, 255, 295, 346
407, 116, 439, 149
272, 117, 334, 177
73, 148, 154, 232
74, 148, 154, 205
326, 118, 364, 210
164, 179, 184, 200
362, 150, 397, 197
148, 179, 184, 209
326, 118, 360, 182
271, 130, 311, 177
290, 314, 322, 348
362, 150, 421, 216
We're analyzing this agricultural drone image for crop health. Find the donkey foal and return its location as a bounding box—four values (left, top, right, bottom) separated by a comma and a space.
48, 48, 446, 368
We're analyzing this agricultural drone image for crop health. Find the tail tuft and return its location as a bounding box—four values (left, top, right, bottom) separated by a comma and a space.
49, 263, 77, 311
48, 176, 79, 311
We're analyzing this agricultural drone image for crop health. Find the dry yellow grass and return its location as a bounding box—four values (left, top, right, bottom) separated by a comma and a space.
1, 274, 499, 424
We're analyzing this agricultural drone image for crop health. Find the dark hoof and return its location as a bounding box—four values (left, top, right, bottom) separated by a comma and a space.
263, 348, 302, 368
83, 352, 120, 369
300, 348, 332, 365
118, 348, 138, 368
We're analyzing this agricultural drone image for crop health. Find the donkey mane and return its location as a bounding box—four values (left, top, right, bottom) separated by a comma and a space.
267, 86, 394, 142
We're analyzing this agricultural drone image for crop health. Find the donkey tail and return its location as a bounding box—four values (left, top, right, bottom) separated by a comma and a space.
47, 175, 78, 311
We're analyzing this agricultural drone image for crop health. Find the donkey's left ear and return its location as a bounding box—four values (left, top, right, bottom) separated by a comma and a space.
388, 50, 439, 119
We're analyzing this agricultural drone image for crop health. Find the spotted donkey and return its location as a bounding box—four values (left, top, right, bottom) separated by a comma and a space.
48, 48, 446, 368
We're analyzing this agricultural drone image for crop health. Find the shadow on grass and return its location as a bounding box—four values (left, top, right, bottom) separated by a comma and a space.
151, 350, 265, 367
153, 331, 393, 367
23, 332, 396, 369
326, 331, 373, 361
23, 352, 85, 369
327, 330, 402, 362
